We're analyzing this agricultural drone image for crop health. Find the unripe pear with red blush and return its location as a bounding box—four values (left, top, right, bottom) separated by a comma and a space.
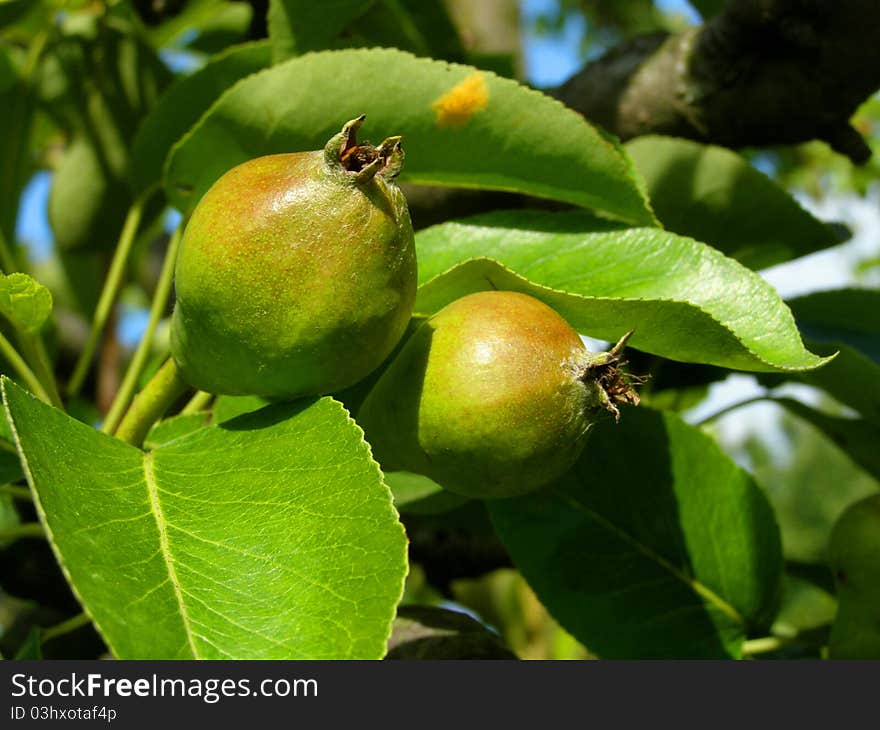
357, 291, 639, 498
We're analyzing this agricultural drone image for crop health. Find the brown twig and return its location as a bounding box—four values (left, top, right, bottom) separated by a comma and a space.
554, 0, 880, 163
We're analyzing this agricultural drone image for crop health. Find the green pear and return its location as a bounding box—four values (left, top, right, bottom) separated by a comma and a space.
357, 291, 638, 498
829, 493, 880, 659
170, 116, 417, 398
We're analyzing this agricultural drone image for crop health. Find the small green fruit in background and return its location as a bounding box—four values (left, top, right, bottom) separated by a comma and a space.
171, 116, 417, 398
828, 493, 880, 659
357, 291, 639, 498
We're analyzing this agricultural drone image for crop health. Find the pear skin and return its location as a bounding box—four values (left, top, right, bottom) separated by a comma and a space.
357, 291, 638, 498
171, 117, 416, 398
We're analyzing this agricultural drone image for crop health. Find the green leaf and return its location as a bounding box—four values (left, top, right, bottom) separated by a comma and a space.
143, 413, 210, 450
48, 135, 132, 251
212, 394, 271, 423
129, 41, 272, 196
0, 43, 16, 93
414, 210, 829, 373
0, 272, 52, 334
0, 0, 35, 30
147, 0, 245, 49
392, 0, 465, 62
385, 470, 469, 515
774, 574, 837, 635
687, 0, 726, 19
0, 408, 13, 443
268, 0, 377, 61
489, 407, 783, 659
770, 397, 880, 482
331, 0, 464, 60
760, 290, 880, 423
3, 379, 407, 659
782, 341, 880, 425
184, 3, 253, 55
268, 0, 465, 63
164, 48, 655, 226
0, 491, 21, 543
387, 605, 517, 659
787, 289, 880, 361
42, 18, 172, 250
625, 136, 839, 270
0, 448, 23, 484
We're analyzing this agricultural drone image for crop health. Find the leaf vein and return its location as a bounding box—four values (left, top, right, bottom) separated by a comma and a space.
550, 487, 745, 626
143, 452, 199, 658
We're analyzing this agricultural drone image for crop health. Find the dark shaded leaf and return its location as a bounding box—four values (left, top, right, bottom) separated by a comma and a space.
771, 397, 880, 481
386, 605, 517, 659
626, 136, 839, 269
129, 40, 271, 195
490, 408, 783, 658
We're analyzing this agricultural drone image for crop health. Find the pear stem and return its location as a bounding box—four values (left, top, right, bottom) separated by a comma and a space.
741, 635, 793, 656
67, 187, 155, 398
0, 484, 32, 500
114, 358, 190, 448
0, 522, 45, 542
692, 396, 770, 427
0, 226, 19, 282
18, 334, 63, 409
0, 331, 53, 405
180, 390, 213, 415
41, 612, 91, 645
102, 225, 182, 435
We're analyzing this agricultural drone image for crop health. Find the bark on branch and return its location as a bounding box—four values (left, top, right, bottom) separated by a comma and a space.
554, 0, 880, 162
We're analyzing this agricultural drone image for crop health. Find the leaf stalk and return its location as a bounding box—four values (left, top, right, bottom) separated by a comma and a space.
102, 225, 182, 435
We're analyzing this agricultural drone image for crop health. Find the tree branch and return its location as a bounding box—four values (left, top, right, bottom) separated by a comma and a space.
554, 0, 880, 163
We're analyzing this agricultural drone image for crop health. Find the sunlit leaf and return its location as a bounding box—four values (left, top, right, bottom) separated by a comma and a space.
0, 272, 52, 334
164, 48, 655, 226
415, 210, 829, 373
4, 380, 407, 659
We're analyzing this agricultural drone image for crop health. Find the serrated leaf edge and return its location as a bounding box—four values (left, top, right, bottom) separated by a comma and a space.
161, 47, 657, 225
415, 255, 833, 373
329, 396, 409, 658
2, 378, 127, 658
2, 382, 407, 660
166, 395, 408, 659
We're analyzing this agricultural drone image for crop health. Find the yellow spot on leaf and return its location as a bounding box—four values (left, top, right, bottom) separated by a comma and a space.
432, 72, 489, 128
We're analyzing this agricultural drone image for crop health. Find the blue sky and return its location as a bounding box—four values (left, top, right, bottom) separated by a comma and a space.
522, 0, 700, 87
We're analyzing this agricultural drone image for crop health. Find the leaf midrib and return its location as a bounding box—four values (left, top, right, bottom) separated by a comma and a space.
551, 487, 745, 626
143, 451, 198, 658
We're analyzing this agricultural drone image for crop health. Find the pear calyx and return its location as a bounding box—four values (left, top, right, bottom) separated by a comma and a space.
580, 330, 643, 422
324, 115, 405, 183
